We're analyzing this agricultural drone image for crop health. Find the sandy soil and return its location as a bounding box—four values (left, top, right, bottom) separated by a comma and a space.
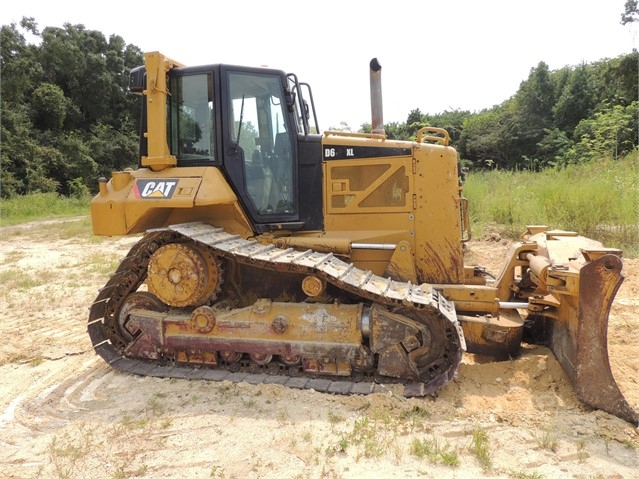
0, 218, 637, 479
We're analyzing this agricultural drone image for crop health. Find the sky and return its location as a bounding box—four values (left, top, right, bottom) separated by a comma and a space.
2, 0, 637, 130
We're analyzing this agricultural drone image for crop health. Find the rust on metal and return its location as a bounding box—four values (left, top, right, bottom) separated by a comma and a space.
89, 222, 464, 397
574, 255, 638, 424
540, 253, 638, 424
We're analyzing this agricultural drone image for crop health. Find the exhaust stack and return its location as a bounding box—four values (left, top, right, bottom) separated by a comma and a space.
370, 58, 385, 135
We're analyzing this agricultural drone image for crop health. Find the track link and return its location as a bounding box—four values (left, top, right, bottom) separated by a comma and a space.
88, 222, 466, 397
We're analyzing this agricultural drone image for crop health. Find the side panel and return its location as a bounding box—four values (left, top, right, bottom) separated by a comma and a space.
90, 166, 253, 237
325, 156, 413, 215
322, 137, 414, 275
413, 143, 464, 284
320, 136, 464, 283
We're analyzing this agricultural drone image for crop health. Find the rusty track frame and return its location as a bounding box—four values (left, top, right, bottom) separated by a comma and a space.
88, 221, 466, 397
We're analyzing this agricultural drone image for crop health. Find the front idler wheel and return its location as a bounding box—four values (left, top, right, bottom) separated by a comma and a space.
117, 291, 168, 343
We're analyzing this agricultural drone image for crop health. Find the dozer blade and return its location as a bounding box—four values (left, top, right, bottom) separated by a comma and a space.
546, 253, 638, 424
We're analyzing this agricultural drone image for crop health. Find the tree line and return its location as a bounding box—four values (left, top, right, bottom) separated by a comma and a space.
1, 18, 637, 199
363, 52, 637, 171
1, 18, 143, 198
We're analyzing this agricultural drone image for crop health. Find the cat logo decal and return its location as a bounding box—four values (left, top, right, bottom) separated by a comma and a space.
133, 179, 179, 199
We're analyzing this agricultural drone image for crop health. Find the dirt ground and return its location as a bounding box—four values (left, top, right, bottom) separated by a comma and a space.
0, 218, 637, 479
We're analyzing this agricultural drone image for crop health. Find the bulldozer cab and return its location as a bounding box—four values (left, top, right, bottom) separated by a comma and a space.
133, 55, 319, 231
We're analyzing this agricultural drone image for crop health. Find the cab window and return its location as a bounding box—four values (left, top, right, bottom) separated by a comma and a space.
169, 73, 215, 162
228, 72, 294, 215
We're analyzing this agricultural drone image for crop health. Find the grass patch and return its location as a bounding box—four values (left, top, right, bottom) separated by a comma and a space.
46, 418, 156, 479
0, 192, 91, 227
1, 249, 27, 264
470, 426, 492, 470
0, 265, 100, 301
508, 470, 544, 479
327, 408, 346, 430
0, 269, 40, 290
348, 416, 387, 458
0, 352, 45, 367
534, 426, 558, 452
80, 252, 123, 275
410, 436, 460, 467
0, 268, 60, 294
276, 407, 290, 425
1, 217, 94, 242
463, 153, 639, 256
54, 216, 94, 240
48, 427, 95, 479
576, 438, 590, 462
398, 404, 431, 432
146, 392, 168, 417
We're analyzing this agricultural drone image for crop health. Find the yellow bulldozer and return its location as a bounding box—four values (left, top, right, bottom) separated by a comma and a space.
89, 52, 637, 424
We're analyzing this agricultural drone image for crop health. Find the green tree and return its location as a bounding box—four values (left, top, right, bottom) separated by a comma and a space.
560, 102, 638, 165
88, 120, 140, 176
590, 51, 639, 107
41, 131, 98, 195
0, 104, 57, 197
327, 121, 353, 132
457, 105, 510, 168
512, 62, 556, 157
536, 128, 573, 168
1, 18, 143, 198
31, 83, 69, 131
38, 24, 142, 130
424, 109, 470, 144
457, 54, 637, 170
403, 108, 428, 139
0, 19, 43, 104
553, 64, 594, 136
1, 21, 50, 197
621, 0, 638, 23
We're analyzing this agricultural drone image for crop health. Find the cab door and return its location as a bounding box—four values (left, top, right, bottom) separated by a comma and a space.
220, 67, 299, 231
